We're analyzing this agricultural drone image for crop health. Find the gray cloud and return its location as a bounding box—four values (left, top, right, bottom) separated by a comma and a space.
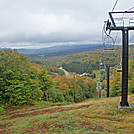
0, 0, 134, 48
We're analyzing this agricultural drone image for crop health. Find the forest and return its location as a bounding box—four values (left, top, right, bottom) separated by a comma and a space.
29, 46, 133, 75
0, 49, 96, 107
30, 45, 134, 97
0, 45, 134, 107
101, 59, 134, 97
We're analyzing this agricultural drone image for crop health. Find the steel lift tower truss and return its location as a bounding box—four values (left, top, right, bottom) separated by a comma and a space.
106, 11, 134, 108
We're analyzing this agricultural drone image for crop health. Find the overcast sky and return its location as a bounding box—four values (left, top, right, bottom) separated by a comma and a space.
0, 0, 134, 48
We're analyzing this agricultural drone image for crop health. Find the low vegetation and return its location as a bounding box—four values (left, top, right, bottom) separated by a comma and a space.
0, 95, 134, 134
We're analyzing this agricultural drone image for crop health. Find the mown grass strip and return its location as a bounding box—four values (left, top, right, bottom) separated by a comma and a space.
0, 95, 134, 134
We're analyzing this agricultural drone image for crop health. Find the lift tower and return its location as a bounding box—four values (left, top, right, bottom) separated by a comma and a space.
106, 65, 110, 98
106, 11, 134, 107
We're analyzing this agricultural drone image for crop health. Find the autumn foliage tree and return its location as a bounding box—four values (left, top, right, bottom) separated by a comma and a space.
0, 49, 53, 105
53, 74, 96, 102
0, 49, 97, 106
38, 69, 53, 101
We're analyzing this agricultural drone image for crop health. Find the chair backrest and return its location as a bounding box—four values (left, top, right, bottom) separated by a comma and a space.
103, 39, 115, 54
100, 69, 105, 72
103, 48, 115, 53
117, 69, 122, 72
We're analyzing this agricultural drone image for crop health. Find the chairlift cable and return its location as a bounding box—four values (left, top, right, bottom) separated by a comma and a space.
130, 33, 134, 42
114, 32, 119, 44
106, 1, 134, 45
103, 0, 117, 33
113, 12, 126, 44
112, 0, 119, 12
102, 24, 105, 42
102, 0, 118, 38
112, 7, 134, 44
102, 0, 119, 39
103, 23, 115, 44
101, 0, 119, 76
127, 6, 134, 11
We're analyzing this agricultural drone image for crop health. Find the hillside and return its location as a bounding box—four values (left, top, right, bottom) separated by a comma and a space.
0, 95, 134, 134
28, 45, 134, 80
17, 44, 117, 59
0, 49, 97, 106
29, 46, 123, 74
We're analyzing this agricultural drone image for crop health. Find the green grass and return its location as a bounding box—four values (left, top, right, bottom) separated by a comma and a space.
0, 95, 134, 134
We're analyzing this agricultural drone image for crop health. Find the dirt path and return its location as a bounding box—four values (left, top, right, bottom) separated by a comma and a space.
59, 67, 75, 78
0, 104, 89, 121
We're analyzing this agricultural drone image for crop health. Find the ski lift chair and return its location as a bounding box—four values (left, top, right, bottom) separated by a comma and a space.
102, 87, 107, 93
103, 42, 115, 53
117, 69, 122, 72
100, 62, 106, 72
110, 70, 115, 80
103, 35, 115, 54
110, 76, 114, 80
100, 69, 105, 72
104, 87, 107, 91
97, 78, 100, 82
100, 78, 103, 82
117, 63, 122, 72
103, 47, 115, 53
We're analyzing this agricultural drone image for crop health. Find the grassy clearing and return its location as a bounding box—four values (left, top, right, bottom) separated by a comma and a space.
0, 95, 134, 134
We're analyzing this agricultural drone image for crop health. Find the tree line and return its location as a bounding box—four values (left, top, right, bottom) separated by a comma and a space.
62, 62, 99, 74
101, 60, 134, 97
0, 49, 96, 106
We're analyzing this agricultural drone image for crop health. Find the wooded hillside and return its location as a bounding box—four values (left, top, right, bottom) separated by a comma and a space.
29, 46, 123, 74
0, 49, 97, 106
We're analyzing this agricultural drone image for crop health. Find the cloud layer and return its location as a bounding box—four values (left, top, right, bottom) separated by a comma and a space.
0, 0, 133, 48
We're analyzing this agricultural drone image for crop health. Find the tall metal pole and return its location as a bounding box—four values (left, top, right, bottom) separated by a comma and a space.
107, 65, 110, 97
120, 28, 129, 106
105, 11, 134, 108
99, 89, 101, 98
98, 82, 101, 98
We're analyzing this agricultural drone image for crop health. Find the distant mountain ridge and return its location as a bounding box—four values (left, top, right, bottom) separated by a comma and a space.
0, 44, 118, 58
